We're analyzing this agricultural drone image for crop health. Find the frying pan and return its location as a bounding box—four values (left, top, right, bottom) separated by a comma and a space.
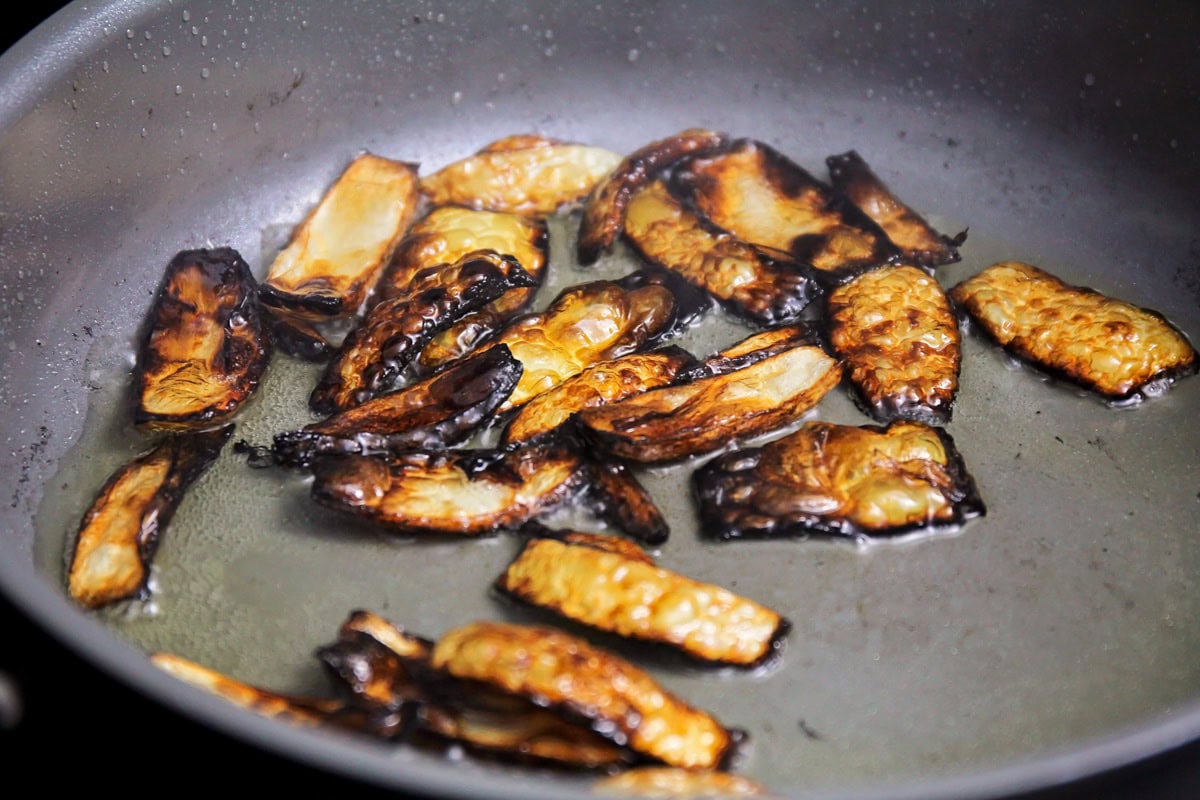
2, 1, 1199, 798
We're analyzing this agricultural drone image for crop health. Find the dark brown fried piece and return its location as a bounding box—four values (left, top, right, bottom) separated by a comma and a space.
582, 460, 670, 545
949, 261, 1198, 402
67, 426, 234, 608
309, 444, 587, 536
496, 532, 788, 667
501, 346, 696, 448
272, 345, 521, 468
826, 149, 966, 268
577, 343, 843, 464
671, 139, 898, 285
309, 251, 535, 415
133, 248, 271, 432
623, 180, 820, 326
693, 420, 986, 541
592, 767, 776, 797
262, 308, 333, 362
419, 136, 622, 215
826, 264, 961, 424
676, 323, 822, 384
577, 128, 730, 265
259, 153, 421, 319
429, 621, 745, 770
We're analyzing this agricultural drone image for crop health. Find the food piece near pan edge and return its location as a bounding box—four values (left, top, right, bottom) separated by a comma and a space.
133, 247, 271, 432
496, 532, 789, 667
259, 152, 421, 319
693, 420, 985, 541
825, 264, 961, 425
592, 766, 776, 798
826, 149, 966, 269
623, 180, 820, 326
949, 261, 1198, 402
67, 426, 234, 608
577, 128, 731, 265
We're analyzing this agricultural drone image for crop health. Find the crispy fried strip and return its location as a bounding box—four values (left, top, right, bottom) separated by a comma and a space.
693, 420, 986, 541
134, 248, 271, 432
582, 460, 670, 545
826, 149, 965, 268
592, 767, 775, 798
497, 533, 788, 667
260, 153, 421, 319
577, 128, 730, 265
67, 426, 233, 608
826, 264, 961, 424
949, 261, 1198, 401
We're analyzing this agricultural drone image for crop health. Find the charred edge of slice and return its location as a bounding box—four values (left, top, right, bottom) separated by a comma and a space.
262, 306, 334, 362
582, 459, 670, 545
615, 269, 714, 344
673, 323, 824, 384
258, 281, 346, 317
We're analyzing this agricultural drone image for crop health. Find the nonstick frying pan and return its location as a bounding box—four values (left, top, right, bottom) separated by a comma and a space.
2, 2, 1199, 798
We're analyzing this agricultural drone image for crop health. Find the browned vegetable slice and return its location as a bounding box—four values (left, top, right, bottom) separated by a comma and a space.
593, 767, 775, 798
693, 419, 986, 541
67, 426, 234, 608
429, 621, 745, 770
133, 248, 271, 432
271, 345, 521, 468
826, 149, 966, 268
419, 136, 622, 215
496, 532, 788, 667
676, 323, 822, 385
259, 153, 421, 319
577, 343, 843, 464
308, 251, 535, 414
826, 264, 961, 424
949, 261, 1198, 402
581, 460, 670, 546
671, 139, 898, 285
309, 444, 587, 536
623, 180, 820, 326
500, 346, 696, 447
577, 128, 730, 265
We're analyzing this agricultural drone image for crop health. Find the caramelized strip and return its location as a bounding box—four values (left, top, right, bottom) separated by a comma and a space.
497, 534, 788, 667
693, 420, 986, 541
593, 767, 775, 798
949, 261, 1198, 401
430, 621, 744, 770
676, 323, 822, 384
577, 128, 730, 265
826, 264, 961, 424
577, 344, 843, 464
623, 180, 819, 326
67, 426, 233, 608
260, 153, 421, 319
583, 460, 670, 546
826, 149, 966, 268
134, 248, 271, 432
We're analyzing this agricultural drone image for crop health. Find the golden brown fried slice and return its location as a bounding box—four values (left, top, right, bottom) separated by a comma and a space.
419, 136, 622, 215
693, 420, 985, 541
309, 251, 535, 414
501, 346, 695, 447
671, 139, 897, 285
259, 153, 421, 319
949, 261, 1198, 402
430, 621, 744, 770
577, 128, 730, 265
623, 180, 820, 326
67, 426, 233, 608
577, 343, 842, 465
134, 248, 271, 432
593, 767, 775, 798
309, 445, 586, 536
497, 532, 788, 667
826, 264, 961, 424
826, 149, 966, 268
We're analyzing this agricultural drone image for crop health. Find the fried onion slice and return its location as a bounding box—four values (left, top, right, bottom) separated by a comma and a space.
577, 128, 730, 265
419, 136, 622, 215
67, 426, 233, 608
592, 767, 775, 798
693, 420, 986, 541
259, 153, 421, 319
577, 343, 842, 464
826, 264, 961, 424
949, 261, 1198, 402
496, 531, 788, 667
671, 139, 897, 285
134, 248, 271, 432
826, 149, 966, 268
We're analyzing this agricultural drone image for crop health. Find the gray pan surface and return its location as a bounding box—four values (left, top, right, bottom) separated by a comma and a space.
2, 2, 1199, 798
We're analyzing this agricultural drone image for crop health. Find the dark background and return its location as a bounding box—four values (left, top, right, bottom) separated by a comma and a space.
4, 4, 1200, 798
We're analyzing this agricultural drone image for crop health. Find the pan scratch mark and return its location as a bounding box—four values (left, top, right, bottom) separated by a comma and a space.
797, 718, 823, 741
